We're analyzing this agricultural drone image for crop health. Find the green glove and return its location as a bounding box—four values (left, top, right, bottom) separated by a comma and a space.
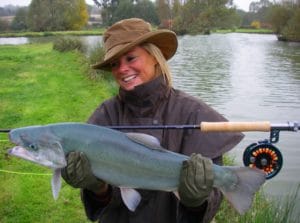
178, 153, 214, 207
61, 151, 106, 194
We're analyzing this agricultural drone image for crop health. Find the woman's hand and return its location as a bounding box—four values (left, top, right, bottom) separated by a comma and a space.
61, 151, 107, 195
178, 153, 214, 207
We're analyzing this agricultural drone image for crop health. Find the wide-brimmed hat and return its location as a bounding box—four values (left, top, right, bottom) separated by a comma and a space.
92, 18, 178, 70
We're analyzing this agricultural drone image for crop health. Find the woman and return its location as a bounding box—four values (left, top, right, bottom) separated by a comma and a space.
62, 18, 243, 223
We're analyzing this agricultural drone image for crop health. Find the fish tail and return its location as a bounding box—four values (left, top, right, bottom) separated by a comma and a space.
219, 166, 266, 214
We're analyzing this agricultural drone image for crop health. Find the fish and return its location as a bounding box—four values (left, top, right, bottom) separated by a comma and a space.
8, 122, 266, 214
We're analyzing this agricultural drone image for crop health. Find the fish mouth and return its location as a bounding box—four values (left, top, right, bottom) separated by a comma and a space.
8, 146, 59, 168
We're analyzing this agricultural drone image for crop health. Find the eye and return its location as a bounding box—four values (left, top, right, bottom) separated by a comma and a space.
125, 55, 136, 63
29, 144, 38, 151
110, 61, 119, 69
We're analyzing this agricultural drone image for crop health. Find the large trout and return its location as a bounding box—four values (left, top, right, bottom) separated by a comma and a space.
8, 123, 265, 214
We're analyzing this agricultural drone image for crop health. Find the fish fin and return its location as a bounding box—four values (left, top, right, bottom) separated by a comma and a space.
51, 169, 62, 200
220, 167, 265, 214
120, 187, 141, 212
173, 191, 180, 200
126, 133, 163, 150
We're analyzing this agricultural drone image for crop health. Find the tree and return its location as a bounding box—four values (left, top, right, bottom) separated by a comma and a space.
0, 18, 10, 31
27, 0, 51, 31
249, 0, 272, 13
135, 0, 159, 25
93, 0, 120, 25
11, 7, 28, 31
65, 0, 89, 30
282, 8, 300, 41
267, 1, 300, 41
156, 0, 171, 27
110, 0, 135, 23
267, 4, 292, 33
27, 0, 88, 31
96, 0, 158, 26
172, 0, 240, 34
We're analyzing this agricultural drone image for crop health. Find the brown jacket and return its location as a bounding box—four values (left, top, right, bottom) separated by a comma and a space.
81, 75, 243, 223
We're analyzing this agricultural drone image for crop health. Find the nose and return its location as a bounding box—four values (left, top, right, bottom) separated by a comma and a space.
118, 59, 130, 73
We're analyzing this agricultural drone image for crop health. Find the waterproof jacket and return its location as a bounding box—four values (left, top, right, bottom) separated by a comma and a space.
81, 75, 244, 223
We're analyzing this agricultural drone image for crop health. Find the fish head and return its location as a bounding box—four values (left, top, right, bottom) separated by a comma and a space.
8, 125, 67, 169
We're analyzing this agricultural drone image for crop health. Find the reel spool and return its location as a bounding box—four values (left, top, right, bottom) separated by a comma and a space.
243, 140, 283, 179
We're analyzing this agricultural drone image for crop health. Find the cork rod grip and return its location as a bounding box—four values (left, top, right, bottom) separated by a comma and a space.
200, 121, 271, 132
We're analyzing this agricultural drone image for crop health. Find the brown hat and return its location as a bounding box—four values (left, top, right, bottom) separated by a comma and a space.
92, 18, 178, 70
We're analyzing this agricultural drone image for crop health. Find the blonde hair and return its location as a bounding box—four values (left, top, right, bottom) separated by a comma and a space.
141, 43, 173, 87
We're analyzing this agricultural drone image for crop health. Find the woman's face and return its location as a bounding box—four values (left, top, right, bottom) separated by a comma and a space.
110, 46, 158, 91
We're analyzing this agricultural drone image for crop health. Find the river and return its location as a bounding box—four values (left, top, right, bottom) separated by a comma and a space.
1, 33, 300, 212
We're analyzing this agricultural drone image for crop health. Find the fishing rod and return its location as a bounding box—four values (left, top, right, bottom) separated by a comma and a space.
110, 121, 299, 179
1, 121, 298, 133
1, 121, 299, 179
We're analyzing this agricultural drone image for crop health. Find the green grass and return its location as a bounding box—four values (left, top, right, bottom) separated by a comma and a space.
216, 184, 300, 223
0, 43, 115, 222
215, 28, 274, 34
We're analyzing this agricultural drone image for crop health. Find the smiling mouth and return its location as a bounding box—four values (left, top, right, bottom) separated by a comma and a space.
122, 75, 137, 83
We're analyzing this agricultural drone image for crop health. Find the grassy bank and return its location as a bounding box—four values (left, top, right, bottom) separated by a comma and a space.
0, 43, 115, 222
0, 28, 274, 38
216, 28, 274, 34
0, 29, 105, 37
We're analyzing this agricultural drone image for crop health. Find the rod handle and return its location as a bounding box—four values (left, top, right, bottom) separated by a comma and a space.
201, 121, 271, 132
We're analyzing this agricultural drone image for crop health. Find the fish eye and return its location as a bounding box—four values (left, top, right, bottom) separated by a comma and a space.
29, 144, 38, 151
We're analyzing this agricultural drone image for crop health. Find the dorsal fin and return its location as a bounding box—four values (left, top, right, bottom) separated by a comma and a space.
125, 132, 162, 150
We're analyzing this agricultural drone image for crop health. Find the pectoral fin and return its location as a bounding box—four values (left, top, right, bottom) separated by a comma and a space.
173, 191, 180, 200
120, 187, 141, 212
51, 168, 62, 200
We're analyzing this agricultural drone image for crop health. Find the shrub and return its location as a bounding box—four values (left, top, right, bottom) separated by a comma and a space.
53, 37, 86, 53
282, 8, 300, 42
86, 44, 113, 81
251, 20, 261, 29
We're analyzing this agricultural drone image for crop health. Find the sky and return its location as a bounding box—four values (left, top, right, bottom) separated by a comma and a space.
0, 0, 252, 12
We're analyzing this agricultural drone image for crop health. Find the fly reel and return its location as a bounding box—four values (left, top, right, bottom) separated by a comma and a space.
243, 140, 283, 179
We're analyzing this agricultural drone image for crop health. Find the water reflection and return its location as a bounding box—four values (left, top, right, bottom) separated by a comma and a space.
0, 37, 28, 45
170, 34, 234, 108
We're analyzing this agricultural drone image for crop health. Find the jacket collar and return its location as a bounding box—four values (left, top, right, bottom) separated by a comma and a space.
118, 75, 170, 113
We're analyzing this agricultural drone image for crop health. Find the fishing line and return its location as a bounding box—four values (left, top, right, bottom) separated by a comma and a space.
0, 169, 52, 176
